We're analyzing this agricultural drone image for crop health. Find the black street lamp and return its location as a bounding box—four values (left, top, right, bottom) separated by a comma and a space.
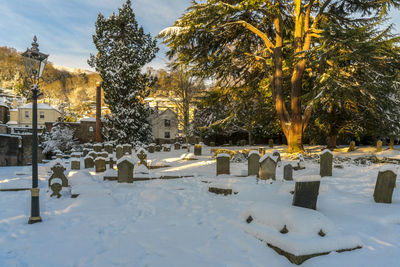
22, 36, 48, 224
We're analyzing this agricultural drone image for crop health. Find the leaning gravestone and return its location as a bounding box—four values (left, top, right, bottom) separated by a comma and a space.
84, 156, 94, 168
268, 139, 274, 148
216, 153, 230, 175
292, 176, 320, 210
104, 143, 113, 154
320, 149, 333, 177
71, 158, 80, 170
48, 162, 68, 188
116, 145, 124, 159
95, 158, 106, 173
373, 170, 397, 203
148, 144, 155, 153
123, 144, 132, 155
284, 164, 293, 181
117, 156, 136, 183
377, 140, 383, 152
348, 141, 356, 152
194, 144, 202, 156
93, 143, 102, 153
248, 151, 260, 176
259, 154, 277, 180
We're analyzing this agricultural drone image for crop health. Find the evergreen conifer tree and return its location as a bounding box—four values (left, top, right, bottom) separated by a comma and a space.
88, 0, 158, 145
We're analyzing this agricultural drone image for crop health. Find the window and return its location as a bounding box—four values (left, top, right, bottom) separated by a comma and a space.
25, 111, 29, 118
89, 126, 94, 132
164, 131, 170, 139
164, 119, 171, 127
40, 111, 45, 119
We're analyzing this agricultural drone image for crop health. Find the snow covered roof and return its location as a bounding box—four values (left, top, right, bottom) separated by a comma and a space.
80, 117, 96, 122
6, 121, 18, 125
19, 103, 61, 113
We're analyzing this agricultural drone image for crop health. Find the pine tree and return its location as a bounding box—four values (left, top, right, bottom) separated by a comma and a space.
88, 0, 158, 145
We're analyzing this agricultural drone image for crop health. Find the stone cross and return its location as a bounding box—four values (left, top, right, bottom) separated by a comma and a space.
117, 157, 135, 183
284, 164, 293, 181
377, 140, 383, 152
373, 170, 397, 203
116, 145, 124, 159
104, 143, 114, 154
95, 158, 106, 173
216, 153, 230, 175
248, 151, 260, 176
259, 154, 277, 180
194, 144, 202, 156
84, 156, 94, 168
320, 149, 333, 177
48, 162, 68, 187
292, 177, 320, 210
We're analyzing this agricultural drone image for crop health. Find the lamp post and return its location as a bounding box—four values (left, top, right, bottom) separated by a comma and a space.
22, 36, 48, 224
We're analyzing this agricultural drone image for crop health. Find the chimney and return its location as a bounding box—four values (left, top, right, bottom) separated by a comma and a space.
96, 82, 102, 143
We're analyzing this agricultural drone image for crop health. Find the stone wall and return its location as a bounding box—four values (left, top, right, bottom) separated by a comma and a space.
0, 134, 21, 166
45, 121, 96, 144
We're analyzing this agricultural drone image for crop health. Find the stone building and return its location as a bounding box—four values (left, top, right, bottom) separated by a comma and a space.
45, 117, 96, 144
150, 108, 178, 144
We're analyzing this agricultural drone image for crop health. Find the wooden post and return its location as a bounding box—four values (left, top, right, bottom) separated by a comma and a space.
96, 82, 102, 143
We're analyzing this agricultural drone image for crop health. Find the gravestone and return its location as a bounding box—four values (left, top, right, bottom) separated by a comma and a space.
258, 147, 265, 156
88, 151, 97, 159
292, 176, 320, 210
377, 140, 383, 152
389, 137, 395, 150
93, 143, 102, 153
137, 150, 147, 166
194, 144, 202, 156
48, 162, 68, 187
84, 156, 94, 168
348, 141, 356, 152
100, 152, 109, 158
117, 157, 135, 183
123, 144, 132, 155
272, 150, 281, 163
71, 152, 81, 158
95, 158, 106, 173
155, 145, 162, 152
259, 154, 277, 180
71, 159, 80, 170
216, 153, 230, 175
268, 139, 274, 148
320, 149, 333, 177
174, 142, 181, 150
293, 154, 306, 170
104, 143, 113, 154
210, 142, 215, 147
56, 154, 63, 159
116, 145, 124, 159
248, 151, 260, 176
284, 164, 293, 181
148, 144, 155, 153
373, 170, 397, 203
163, 145, 171, 152
82, 148, 90, 157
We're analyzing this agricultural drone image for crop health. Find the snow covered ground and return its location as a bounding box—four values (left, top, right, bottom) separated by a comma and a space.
1, 145, 400, 266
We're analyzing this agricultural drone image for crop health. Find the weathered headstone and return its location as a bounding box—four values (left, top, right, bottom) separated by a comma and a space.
293, 154, 306, 170
48, 162, 68, 187
116, 145, 124, 159
104, 143, 113, 154
283, 164, 293, 181
248, 151, 260, 176
155, 145, 162, 152
84, 156, 94, 168
373, 170, 397, 203
259, 154, 277, 180
216, 153, 230, 175
82, 148, 90, 157
174, 142, 181, 150
88, 151, 97, 159
320, 149, 333, 177
95, 158, 106, 173
348, 141, 356, 152
71, 159, 80, 170
117, 156, 136, 183
377, 140, 383, 152
292, 176, 320, 210
194, 144, 202, 156
148, 144, 155, 153
389, 137, 395, 150
122, 144, 132, 155
93, 143, 102, 153
268, 139, 274, 148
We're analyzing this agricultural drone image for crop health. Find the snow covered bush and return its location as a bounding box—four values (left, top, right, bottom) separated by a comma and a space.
42, 125, 77, 155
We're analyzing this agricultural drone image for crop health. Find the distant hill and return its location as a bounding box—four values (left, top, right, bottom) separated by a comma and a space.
0, 46, 101, 118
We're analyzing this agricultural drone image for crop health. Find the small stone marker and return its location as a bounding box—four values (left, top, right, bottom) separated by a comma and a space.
104, 143, 113, 154
216, 153, 230, 175
148, 144, 155, 153
293, 154, 306, 170
122, 144, 132, 155
292, 176, 320, 210
82, 148, 90, 157
88, 151, 97, 159
93, 143, 102, 152
320, 149, 333, 177
373, 170, 397, 203
116, 145, 123, 159
163, 145, 171, 152
84, 156, 94, 168
259, 154, 277, 180
155, 145, 162, 152
117, 156, 136, 183
284, 164, 293, 181
268, 139, 274, 148
174, 142, 181, 150
95, 158, 106, 173
348, 141, 356, 152
71, 159, 80, 170
194, 144, 202, 156
258, 147, 265, 156
377, 140, 383, 152
248, 151, 260, 176
48, 162, 68, 187
272, 150, 281, 162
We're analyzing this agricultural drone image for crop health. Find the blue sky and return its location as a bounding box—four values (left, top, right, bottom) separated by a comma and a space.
1, 0, 400, 70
